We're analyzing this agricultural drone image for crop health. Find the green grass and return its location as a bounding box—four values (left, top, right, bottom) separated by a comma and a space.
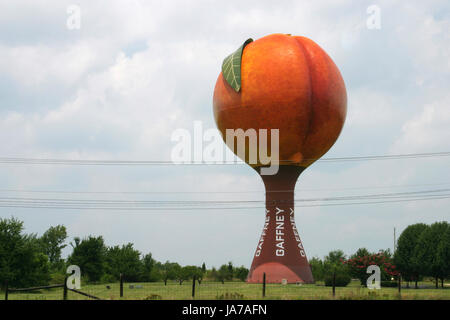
5, 280, 450, 300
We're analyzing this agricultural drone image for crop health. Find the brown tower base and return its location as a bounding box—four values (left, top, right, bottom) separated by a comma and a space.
247, 165, 314, 284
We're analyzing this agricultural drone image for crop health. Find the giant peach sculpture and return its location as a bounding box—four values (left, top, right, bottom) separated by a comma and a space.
213, 34, 347, 283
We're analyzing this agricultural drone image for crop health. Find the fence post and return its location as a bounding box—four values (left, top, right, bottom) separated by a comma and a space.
63, 276, 68, 300
4, 281, 8, 301
398, 274, 401, 297
262, 273, 266, 298
332, 269, 336, 298
192, 276, 196, 298
120, 273, 124, 298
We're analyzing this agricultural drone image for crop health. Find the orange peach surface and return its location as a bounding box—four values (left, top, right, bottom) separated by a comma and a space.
213, 33, 347, 167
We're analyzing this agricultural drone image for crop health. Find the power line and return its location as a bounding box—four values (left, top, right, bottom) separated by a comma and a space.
0, 195, 448, 211
1, 181, 449, 195
1, 188, 448, 204
316, 151, 450, 162
0, 151, 449, 165
0, 188, 448, 211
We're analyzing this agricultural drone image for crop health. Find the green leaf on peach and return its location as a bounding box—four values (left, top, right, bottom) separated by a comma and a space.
221, 38, 253, 92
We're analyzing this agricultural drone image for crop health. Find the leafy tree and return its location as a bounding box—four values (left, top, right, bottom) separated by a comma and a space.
180, 265, 203, 284
378, 248, 393, 259
346, 249, 398, 285
352, 248, 370, 259
234, 266, 249, 282
173, 265, 189, 285
196, 265, 206, 284
436, 225, 450, 287
0, 217, 51, 288
40, 225, 67, 271
209, 265, 230, 284
217, 264, 231, 284
158, 261, 179, 285
227, 261, 234, 280
68, 236, 107, 283
0, 217, 23, 285
209, 267, 218, 281
415, 221, 450, 288
323, 250, 350, 286
394, 223, 429, 288
324, 250, 347, 274
141, 253, 156, 282
324, 250, 346, 266
105, 243, 143, 282
309, 257, 325, 281
218, 265, 228, 284
18, 236, 51, 288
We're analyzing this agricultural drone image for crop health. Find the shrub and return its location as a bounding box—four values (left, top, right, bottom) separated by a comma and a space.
345, 251, 398, 285
216, 292, 245, 300
100, 273, 116, 284
144, 294, 162, 300
324, 273, 351, 287
49, 272, 66, 285
381, 281, 398, 287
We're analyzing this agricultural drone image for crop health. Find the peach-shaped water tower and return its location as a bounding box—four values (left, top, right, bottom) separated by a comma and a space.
213, 34, 347, 283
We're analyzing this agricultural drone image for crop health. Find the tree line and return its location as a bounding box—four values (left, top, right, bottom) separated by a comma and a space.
309, 221, 449, 288
0, 217, 448, 289
0, 217, 248, 288
310, 248, 398, 287
394, 221, 449, 288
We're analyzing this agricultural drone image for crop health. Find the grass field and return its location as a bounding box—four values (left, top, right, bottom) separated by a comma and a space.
5, 280, 450, 300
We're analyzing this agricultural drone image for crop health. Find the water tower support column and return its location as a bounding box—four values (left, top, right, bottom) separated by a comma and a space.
247, 165, 314, 284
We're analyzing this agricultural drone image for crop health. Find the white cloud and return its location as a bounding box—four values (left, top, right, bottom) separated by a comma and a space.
0, 43, 99, 88
393, 97, 450, 153
0, 0, 449, 266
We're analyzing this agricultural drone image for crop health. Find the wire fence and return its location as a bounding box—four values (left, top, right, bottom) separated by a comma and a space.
3, 278, 102, 301
5, 274, 448, 300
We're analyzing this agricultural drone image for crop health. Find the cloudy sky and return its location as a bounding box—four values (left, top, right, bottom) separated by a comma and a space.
0, 0, 449, 268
